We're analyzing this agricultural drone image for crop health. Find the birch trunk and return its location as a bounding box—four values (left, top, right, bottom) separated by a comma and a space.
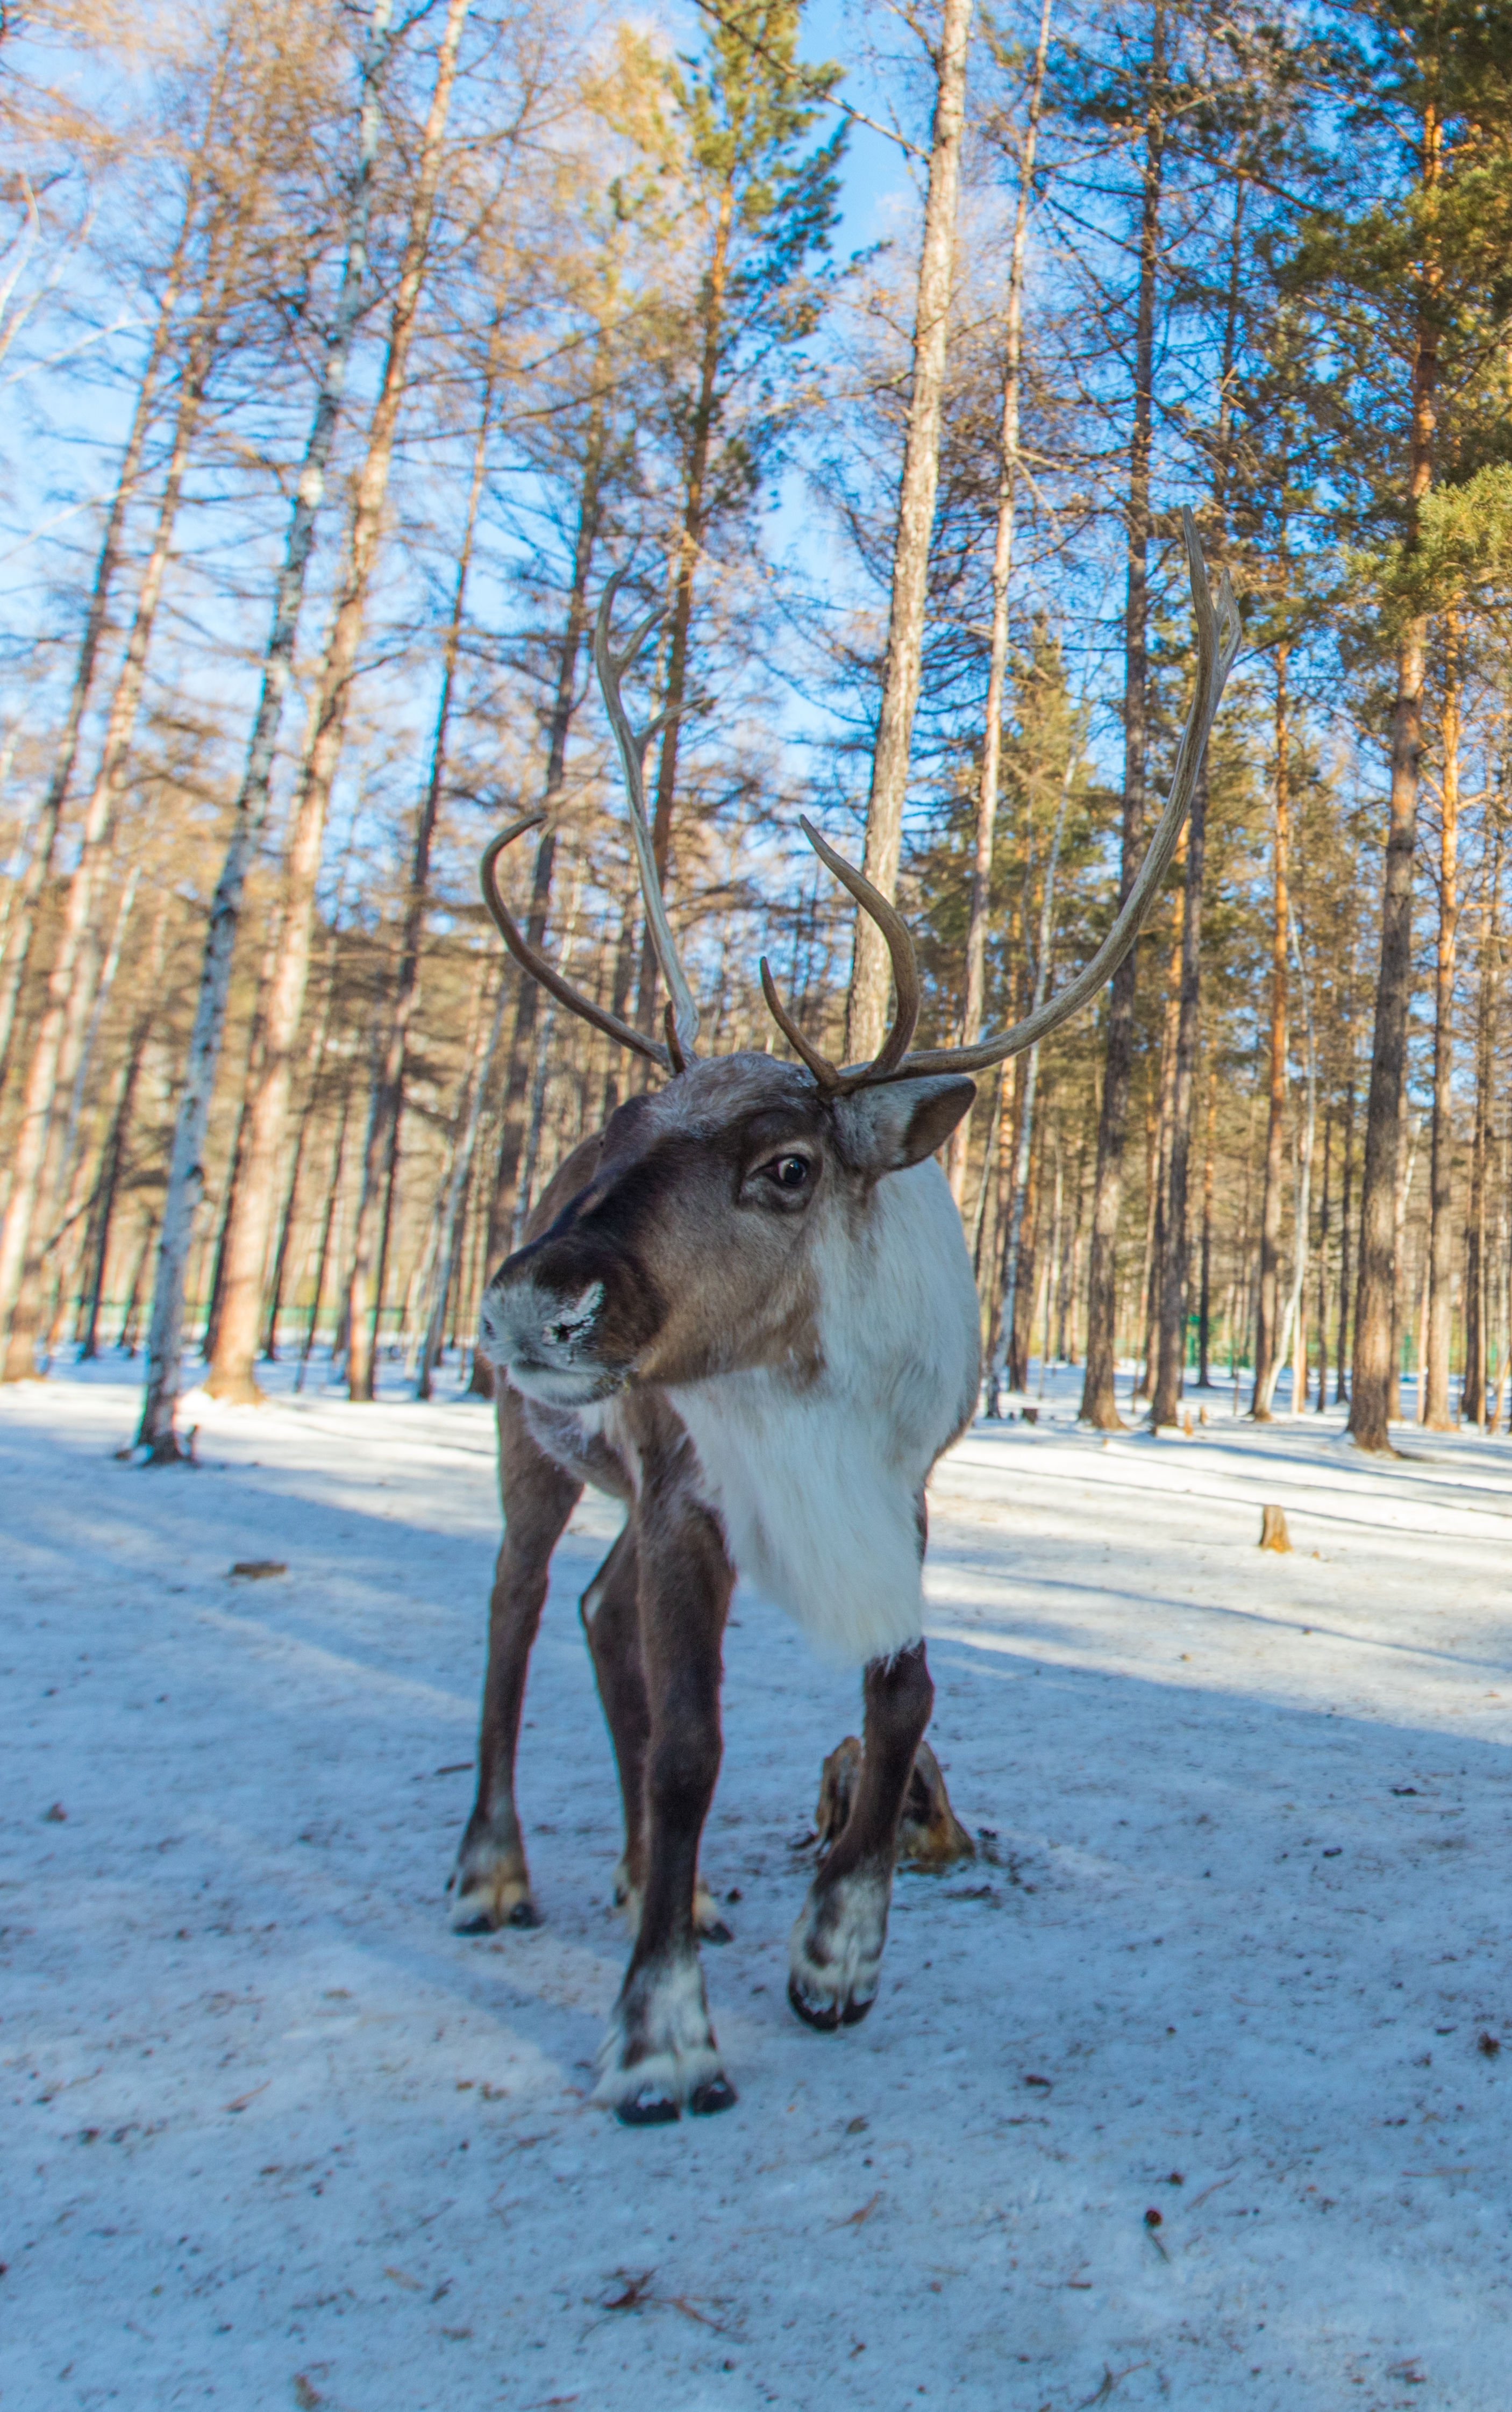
845, 0, 973, 1062
136, 0, 399, 1458
0, 267, 222, 1379
1263, 912, 1315, 1416
1387, 1101, 1421, 1424
0, 120, 207, 1100
204, 0, 469, 1409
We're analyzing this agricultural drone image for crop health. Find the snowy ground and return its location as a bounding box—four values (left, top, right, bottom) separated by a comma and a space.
3, 1361, 1510, 2412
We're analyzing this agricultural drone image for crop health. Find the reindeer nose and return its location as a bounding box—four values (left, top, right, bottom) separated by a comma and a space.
479, 1269, 615, 1406
540, 1281, 604, 1352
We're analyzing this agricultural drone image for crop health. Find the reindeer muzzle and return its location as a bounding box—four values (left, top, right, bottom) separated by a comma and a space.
479, 1241, 661, 1410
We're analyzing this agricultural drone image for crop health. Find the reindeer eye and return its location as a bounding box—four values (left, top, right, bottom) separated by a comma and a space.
768, 1154, 809, 1191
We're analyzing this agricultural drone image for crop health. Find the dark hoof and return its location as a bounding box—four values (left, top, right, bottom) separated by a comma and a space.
840, 1993, 874, 2026
506, 1898, 543, 1930
452, 1911, 496, 1937
689, 2075, 738, 2117
616, 2090, 681, 2127
700, 1917, 734, 1946
788, 1976, 842, 2032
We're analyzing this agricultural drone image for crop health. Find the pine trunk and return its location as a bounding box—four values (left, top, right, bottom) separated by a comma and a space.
1079, 0, 1165, 1429
1423, 611, 1460, 1429
1462, 819, 1499, 1423
1151, 768, 1206, 1422
465, 419, 608, 1393
417, 965, 508, 1399
1350, 278, 1438, 1451
347, 345, 493, 1400
634, 176, 738, 1040
1252, 647, 1289, 1419
845, 0, 973, 1061
947, 0, 1051, 1202
1196, 1059, 1216, 1386
1314, 1105, 1332, 1409
296, 1081, 356, 1391
1336, 1075, 1355, 1402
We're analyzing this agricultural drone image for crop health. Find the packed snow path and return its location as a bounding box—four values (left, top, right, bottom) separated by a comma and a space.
4, 1368, 1509, 2412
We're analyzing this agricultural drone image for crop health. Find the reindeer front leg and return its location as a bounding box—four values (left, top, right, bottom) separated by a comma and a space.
789, 1641, 934, 2030
451, 1394, 582, 1932
579, 1521, 733, 1946
593, 1474, 737, 2124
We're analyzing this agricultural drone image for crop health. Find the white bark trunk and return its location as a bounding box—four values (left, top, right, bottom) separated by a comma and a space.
136, 0, 399, 1455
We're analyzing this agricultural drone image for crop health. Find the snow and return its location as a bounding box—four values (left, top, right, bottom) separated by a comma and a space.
3, 1361, 1510, 2411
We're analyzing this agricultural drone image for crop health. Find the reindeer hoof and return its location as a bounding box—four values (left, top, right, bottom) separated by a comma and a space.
615, 2088, 682, 2126
594, 1952, 729, 2124
788, 1867, 888, 2033
448, 1868, 539, 1934
689, 2074, 738, 2116
787, 1975, 842, 2032
695, 1880, 732, 1943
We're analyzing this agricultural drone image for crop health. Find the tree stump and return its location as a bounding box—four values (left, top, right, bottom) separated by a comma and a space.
1259, 1504, 1292, 1553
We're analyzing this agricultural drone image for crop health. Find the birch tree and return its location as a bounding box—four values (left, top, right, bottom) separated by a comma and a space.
136, 0, 399, 1456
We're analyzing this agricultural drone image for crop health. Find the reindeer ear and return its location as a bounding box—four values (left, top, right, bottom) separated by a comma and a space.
835, 1075, 976, 1173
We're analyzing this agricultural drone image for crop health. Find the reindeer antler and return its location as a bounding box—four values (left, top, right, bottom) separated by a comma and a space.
479, 811, 672, 1071
762, 509, 1240, 1090
759, 820, 921, 1094
477, 574, 709, 1081
593, 573, 702, 1070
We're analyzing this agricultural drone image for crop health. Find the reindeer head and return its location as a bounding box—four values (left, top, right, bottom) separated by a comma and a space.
476, 516, 1238, 1417
480, 1053, 978, 1408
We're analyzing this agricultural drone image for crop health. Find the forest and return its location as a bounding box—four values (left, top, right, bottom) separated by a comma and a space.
2, 0, 1510, 1461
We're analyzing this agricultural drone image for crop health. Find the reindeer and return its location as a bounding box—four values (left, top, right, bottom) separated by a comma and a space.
452, 511, 1238, 2124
